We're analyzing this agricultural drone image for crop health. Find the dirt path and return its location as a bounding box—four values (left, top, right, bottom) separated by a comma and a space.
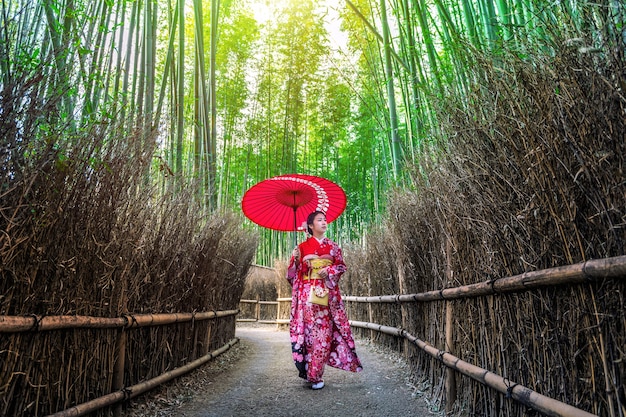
156, 324, 436, 417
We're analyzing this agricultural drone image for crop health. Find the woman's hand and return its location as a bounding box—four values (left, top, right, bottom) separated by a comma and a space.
317, 267, 329, 279
292, 247, 300, 263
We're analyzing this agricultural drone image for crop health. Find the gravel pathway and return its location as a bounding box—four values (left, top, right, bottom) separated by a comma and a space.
127, 324, 438, 416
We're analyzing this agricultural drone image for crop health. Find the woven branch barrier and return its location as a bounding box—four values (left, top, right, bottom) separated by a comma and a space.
341, 256, 626, 416
46, 338, 240, 417
343, 255, 626, 303
349, 321, 596, 417
0, 309, 240, 333
1, 309, 239, 415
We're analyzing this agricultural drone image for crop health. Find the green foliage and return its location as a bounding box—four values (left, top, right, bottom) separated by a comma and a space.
4, 0, 624, 265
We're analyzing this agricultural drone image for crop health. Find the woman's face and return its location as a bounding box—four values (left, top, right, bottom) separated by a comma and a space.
309, 213, 327, 236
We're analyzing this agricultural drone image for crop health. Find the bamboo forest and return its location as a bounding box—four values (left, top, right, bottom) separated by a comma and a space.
1, 0, 625, 416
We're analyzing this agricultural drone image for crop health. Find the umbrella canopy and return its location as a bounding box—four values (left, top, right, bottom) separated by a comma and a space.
241, 174, 347, 232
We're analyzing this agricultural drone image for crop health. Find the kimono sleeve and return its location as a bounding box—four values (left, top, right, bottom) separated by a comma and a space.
286, 248, 302, 286
325, 242, 346, 289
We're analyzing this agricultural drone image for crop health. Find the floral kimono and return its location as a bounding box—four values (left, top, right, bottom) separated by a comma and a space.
287, 236, 363, 383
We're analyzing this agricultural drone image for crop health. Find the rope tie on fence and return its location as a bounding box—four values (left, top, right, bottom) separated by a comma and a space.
29, 314, 43, 331
126, 314, 139, 328
503, 378, 518, 399
122, 387, 132, 401
581, 260, 594, 282
437, 349, 446, 361
488, 277, 498, 294
439, 289, 446, 300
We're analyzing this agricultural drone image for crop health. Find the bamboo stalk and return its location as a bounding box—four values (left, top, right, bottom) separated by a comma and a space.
444, 301, 456, 410
204, 321, 212, 356
125, 310, 239, 328
590, 290, 616, 417
46, 338, 239, 417
0, 310, 239, 333
111, 329, 126, 417
349, 321, 598, 417
344, 0, 411, 72
0, 316, 127, 332
343, 255, 626, 303
445, 237, 456, 412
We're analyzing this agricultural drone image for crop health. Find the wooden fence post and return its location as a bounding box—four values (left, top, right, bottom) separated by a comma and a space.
367, 273, 374, 341
112, 329, 126, 417
445, 237, 457, 412
205, 321, 212, 352
113, 282, 127, 417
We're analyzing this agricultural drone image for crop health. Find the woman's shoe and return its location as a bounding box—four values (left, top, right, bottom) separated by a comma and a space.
311, 381, 325, 390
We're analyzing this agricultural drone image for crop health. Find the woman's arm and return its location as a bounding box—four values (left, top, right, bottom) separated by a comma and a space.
324, 242, 346, 289
286, 246, 301, 285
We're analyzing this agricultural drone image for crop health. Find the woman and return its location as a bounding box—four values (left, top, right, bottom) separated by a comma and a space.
287, 210, 363, 390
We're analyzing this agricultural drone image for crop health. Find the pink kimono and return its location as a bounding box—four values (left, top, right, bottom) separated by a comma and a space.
287, 236, 363, 383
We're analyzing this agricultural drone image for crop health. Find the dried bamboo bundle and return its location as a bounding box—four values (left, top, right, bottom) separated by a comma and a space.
0, 77, 257, 414
342, 46, 626, 416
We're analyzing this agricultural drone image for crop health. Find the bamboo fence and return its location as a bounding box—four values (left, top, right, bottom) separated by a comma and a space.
1, 309, 239, 416
238, 298, 291, 324
46, 338, 239, 417
344, 255, 626, 416
0, 310, 238, 333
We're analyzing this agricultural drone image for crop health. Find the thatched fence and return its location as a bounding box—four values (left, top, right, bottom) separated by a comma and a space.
0, 89, 258, 415
336, 46, 626, 417
346, 255, 626, 417
0, 310, 239, 417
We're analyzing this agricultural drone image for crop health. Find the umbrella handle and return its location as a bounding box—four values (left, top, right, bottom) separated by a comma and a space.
293, 206, 297, 248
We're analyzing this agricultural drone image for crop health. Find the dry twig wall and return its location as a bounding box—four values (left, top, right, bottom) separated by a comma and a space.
343, 48, 625, 416
0, 74, 258, 415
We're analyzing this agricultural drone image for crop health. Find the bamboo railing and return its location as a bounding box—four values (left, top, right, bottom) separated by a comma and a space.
238, 297, 291, 324
0, 310, 239, 333
0, 309, 239, 416
46, 338, 239, 417
342, 255, 626, 304
343, 255, 626, 417
349, 321, 595, 417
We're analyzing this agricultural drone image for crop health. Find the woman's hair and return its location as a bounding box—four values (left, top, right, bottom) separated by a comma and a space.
306, 211, 326, 236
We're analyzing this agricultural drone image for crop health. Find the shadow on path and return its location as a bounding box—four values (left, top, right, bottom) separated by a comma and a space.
175, 324, 435, 417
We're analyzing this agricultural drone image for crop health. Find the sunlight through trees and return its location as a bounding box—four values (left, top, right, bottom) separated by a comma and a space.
2, 0, 623, 263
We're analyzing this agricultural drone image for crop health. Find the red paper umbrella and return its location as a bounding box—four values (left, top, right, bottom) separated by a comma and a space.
241, 174, 347, 232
